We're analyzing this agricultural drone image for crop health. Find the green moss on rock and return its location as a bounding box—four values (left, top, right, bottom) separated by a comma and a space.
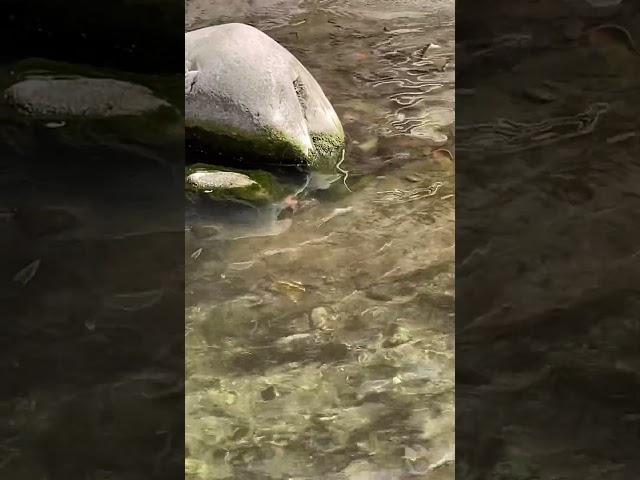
310, 132, 345, 171
186, 124, 345, 172
186, 123, 308, 168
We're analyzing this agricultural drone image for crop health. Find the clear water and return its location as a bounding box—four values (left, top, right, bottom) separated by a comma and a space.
185, 1, 455, 478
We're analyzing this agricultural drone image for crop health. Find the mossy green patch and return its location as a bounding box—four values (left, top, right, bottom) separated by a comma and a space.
310, 132, 345, 171
187, 122, 345, 173
186, 122, 308, 168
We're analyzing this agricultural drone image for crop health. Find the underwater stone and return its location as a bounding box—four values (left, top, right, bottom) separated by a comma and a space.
185, 163, 291, 204
186, 171, 258, 191
4, 77, 171, 118
185, 23, 345, 171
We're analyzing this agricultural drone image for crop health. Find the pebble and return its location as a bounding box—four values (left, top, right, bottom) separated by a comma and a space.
310, 306, 332, 330
276, 333, 314, 347
365, 287, 393, 301
260, 385, 278, 401
186, 170, 257, 190
189, 224, 221, 240
523, 86, 557, 103
356, 137, 378, 153
405, 173, 424, 183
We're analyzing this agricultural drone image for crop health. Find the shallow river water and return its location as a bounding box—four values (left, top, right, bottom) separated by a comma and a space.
185, 1, 455, 479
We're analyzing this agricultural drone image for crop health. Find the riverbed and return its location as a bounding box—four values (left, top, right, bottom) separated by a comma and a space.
185, 1, 455, 478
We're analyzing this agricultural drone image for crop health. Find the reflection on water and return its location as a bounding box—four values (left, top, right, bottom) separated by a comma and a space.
186, 1, 454, 478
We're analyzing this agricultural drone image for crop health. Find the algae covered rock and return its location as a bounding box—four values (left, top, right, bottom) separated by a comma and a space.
185, 163, 292, 204
185, 23, 345, 171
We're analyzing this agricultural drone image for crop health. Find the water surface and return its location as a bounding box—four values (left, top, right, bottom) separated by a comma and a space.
185, 1, 455, 478
456, 1, 640, 478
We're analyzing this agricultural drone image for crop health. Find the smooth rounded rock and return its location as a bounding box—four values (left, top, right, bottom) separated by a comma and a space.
185, 163, 294, 204
568, 0, 624, 17
186, 171, 258, 191
185, 23, 345, 171
4, 77, 172, 118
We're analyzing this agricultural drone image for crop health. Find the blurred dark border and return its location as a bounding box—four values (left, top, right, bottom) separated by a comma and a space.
2, 1, 184, 72
456, 0, 640, 478
1, 2, 184, 479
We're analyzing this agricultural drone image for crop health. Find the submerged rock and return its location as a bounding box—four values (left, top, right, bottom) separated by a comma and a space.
2, 58, 183, 149
184, 157, 313, 242
185, 23, 345, 171
5, 77, 171, 118
187, 170, 258, 191
185, 163, 293, 204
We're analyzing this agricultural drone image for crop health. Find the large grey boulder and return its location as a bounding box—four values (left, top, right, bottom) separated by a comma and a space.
185, 23, 345, 171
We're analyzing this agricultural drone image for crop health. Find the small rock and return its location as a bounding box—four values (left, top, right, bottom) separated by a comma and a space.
185, 164, 289, 204
189, 224, 221, 240
366, 287, 393, 301
276, 333, 314, 348
523, 86, 557, 103
310, 306, 333, 330
318, 342, 349, 361
433, 58, 449, 71
276, 194, 300, 220
260, 385, 277, 401
185, 458, 208, 477
405, 173, 424, 183
431, 148, 454, 172
186, 170, 257, 190
290, 313, 310, 332
356, 137, 378, 153
382, 321, 412, 348
45, 121, 66, 128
